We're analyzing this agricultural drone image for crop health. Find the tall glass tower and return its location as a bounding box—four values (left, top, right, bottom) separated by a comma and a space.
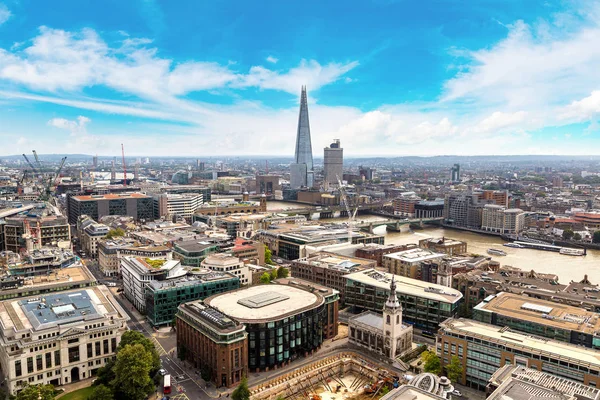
290, 86, 314, 188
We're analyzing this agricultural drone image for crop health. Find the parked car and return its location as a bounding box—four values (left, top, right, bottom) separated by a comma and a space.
451, 390, 462, 397
159, 369, 167, 376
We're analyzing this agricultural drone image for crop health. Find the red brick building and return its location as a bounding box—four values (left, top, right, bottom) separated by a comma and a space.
355, 244, 416, 267
176, 303, 248, 388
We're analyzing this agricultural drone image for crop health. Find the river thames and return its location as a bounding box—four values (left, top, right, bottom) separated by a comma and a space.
267, 201, 600, 285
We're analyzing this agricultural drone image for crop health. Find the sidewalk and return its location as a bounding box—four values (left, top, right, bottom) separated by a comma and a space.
55, 378, 94, 398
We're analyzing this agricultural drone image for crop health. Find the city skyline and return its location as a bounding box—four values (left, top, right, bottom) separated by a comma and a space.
2, 1, 600, 156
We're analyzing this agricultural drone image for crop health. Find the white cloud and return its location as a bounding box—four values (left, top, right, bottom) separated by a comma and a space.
266, 56, 278, 64
559, 91, 600, 121
48, 115, 90, 134
0, 3, 11, 25
0, 27, 358, 99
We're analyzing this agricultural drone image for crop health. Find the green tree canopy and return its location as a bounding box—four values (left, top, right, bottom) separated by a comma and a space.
421, 350, 441, 375
276, 266, 289, 279
14, 384, 56, 400
117, 330, 160, 372
232, 377, 250, 400
562, 229, 574, 240
259, 272, 271, 284
264, 245, 273, 265
105, 228, 125, 239
88, 384, 115, 400
445, 355, 463, 383
111, 344, 155, 400
270, 269, 278, 281
574, 233, 582, 241
593, 231, 600, 244
94, 359, 116, 387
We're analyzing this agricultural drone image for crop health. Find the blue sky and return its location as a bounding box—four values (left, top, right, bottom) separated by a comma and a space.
1, 0, 600, 156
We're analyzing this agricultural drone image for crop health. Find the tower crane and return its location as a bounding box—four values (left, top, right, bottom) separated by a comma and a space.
32, 150, 43, 171
41, 156, 66, 201
337, 175, 359, 243
22, 154, 38, 174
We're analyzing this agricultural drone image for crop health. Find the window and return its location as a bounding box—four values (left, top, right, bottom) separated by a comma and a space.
36, 355, 43, 371
68, 346, 80, 363
45, 352, 52, 369
67, 338, 79, 344
386, 315, 390, 325
54, 350, 60, 366
87, 343, 93, 358
95, 342, 101, 357
103, 339, 109, 354
15, 360, 22, 377
111, 338, 116, 353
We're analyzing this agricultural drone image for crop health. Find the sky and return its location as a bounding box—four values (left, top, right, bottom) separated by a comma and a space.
2, 0, 600, 157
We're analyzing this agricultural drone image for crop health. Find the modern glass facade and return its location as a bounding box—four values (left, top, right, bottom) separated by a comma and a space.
345, 278, 459, 332
246, 304, 325, 370
145, 276, 239, 326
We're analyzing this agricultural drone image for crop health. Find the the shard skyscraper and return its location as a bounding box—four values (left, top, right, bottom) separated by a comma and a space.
290, 86, 314, 188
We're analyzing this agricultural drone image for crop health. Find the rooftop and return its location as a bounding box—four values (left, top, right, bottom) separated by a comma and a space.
474, 292, 600, 334
202, 253, 242, 267
419, 237, 465, 247
297, 251, 375, 271
384, 248, 446, 263
441, 318, 600, 368
147, 271, 237, 291
344, 269, 463, 304
73, 193, 150, 201
488, 365, 600, 400
0, 286, 125, 331
205, 283, 324, 322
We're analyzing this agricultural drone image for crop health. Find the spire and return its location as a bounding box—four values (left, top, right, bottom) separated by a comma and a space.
385, 275, 401, 310
290, 86, 314, 189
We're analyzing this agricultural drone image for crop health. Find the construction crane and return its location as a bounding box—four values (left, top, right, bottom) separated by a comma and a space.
337, 175, 358, 243
32, 150, 43, 171
22, 154, 38, 174
41, 156, 66, 201
121, 143, 127, 186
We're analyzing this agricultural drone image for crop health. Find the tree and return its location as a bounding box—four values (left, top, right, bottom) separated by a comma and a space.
105, 228, 125, 239
593, 231, 600, 244
264, 245, 273, 265
421, 350, 441, 375
117, 330, 160, 372
88, 384, 115, 400
445, 355, 463, 383
231, 377, 250, 400
14, 384, 55, 400
270, 269, 278, 281
574, 233, 582, 241
562, 229, 574, 240
94, 359, 116, 387
259, 272, 271, 284
276, 266, 289, 279
111, 344, 155, 400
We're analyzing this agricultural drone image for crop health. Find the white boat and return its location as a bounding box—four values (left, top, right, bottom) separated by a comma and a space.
559, 248, 585, 256
487, 248, 507, 256
504, 243, 524, 248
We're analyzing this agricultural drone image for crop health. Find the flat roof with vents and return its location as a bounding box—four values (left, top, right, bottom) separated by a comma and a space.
473, 292, 600, 334
237, 292, 290, 308
205, 284, 322, 323
521, 303, 553, 314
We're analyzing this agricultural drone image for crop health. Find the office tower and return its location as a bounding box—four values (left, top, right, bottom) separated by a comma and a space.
324, 139, 343, 186
450, 163, 460, 182
290, 86, 314, 188
92, 155, 98, 168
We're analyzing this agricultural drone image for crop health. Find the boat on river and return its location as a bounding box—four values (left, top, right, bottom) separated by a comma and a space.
504, 243, 525, 248
559, 248, 586, 256
487, 248, 507, 256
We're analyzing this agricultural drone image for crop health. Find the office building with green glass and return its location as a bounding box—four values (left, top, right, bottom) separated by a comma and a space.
145, 270, 239, 326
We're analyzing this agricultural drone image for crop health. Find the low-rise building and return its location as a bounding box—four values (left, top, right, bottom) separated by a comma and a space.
67, 193, 154, 224
98, 239, 171, 277
438, 318, 600, 390
121, 256, 186, 312
145, 270, 239, 327
354, 243, 416, 267
290, 252, 374, 304
344, 269, 462, 332
383, 248, 446, 279
418, 237, 467, 256
172, 239, 221, 268
381, 373, 455, 400
230, 238, 265, 265
473, 292, 600, 349
4, 213, 70, 254
152, 193, 204, 220
255, 224, 384, 261
201, 254, 251, 286
0, 286, 129, 394
7, 247, 78, 277
81, 223, 109, 258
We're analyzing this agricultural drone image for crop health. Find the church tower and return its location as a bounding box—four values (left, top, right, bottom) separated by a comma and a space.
383, 276, 403, 358
437, 261, 453, 287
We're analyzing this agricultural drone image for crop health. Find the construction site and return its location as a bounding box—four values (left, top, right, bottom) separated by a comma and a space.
249, 351, 405, 400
